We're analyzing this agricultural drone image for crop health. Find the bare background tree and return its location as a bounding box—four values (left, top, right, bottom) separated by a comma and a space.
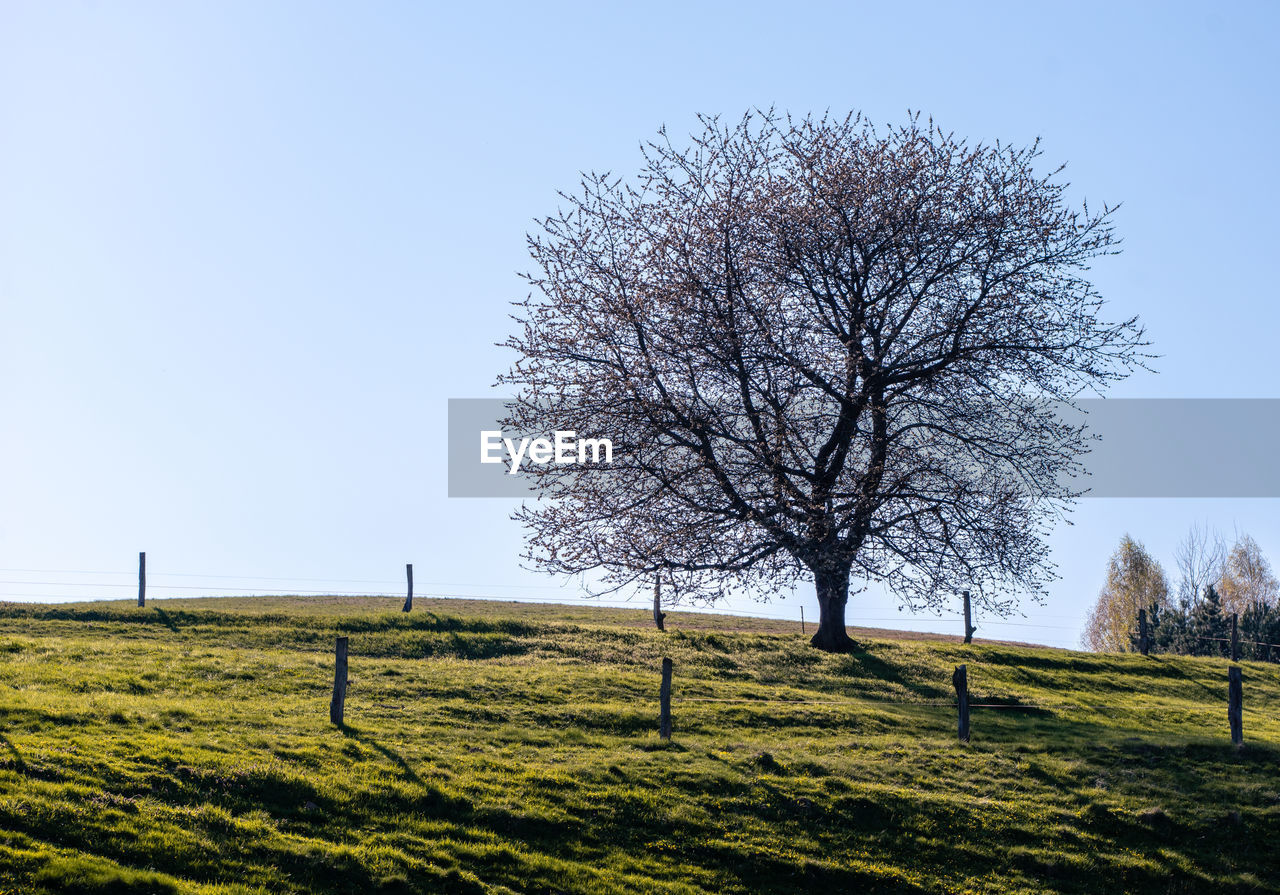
1082, 534, 1170, 652
1173, 522, 1225, 607
502, 111, 1147, 651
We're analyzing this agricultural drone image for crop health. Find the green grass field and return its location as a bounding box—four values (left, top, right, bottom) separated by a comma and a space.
0, 596, 1277, 894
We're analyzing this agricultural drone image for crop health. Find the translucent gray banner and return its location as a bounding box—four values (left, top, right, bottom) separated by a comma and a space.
448, 398, 1280, 498
1061, 399, 1280, 497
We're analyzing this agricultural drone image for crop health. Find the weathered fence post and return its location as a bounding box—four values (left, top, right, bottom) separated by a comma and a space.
402, 563, 413, 613
1138, 608, 1149, 656
652, 579, 665, 631
330, 636, 349, 726
1231, 613, 1240, 662
1228, 665, 1243, 747
659, 658, 673, 740
801, 607, 805, 636
962, 590, 975, 644
137, 552, 146, 607
952, 664, 970, 743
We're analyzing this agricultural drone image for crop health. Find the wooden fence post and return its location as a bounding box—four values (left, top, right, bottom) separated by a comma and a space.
952, 664, 970, 743
801, 607, 805, 636
1228, 665, 1243, 747
652, 580, 665, 631
402, 563, 413, 613
659, 658, 673, 740
137, 552, 146, 607
330, 637, 349, 726
1231, 613, 1239, 662
962, 590, 975, 644
1138, 608, 1149, 656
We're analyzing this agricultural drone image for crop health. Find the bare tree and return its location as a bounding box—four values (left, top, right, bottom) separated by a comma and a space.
502, 111, 1146, 651
1173, 522, 1225, 607
1082, 534, 1170, 652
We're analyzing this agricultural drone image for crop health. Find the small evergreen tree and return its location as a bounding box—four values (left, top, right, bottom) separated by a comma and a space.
1188, 584, 1229, 657
1148, 600, 1193, 655
1240, 600, 1280, 662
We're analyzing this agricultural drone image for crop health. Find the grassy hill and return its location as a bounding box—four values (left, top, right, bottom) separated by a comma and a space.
0, 596, 1277, 894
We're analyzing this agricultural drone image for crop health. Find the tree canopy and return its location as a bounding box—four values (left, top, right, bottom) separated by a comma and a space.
502, 111, 1146, 650
1082, 534, 1170, 653
1218, 533, 1279, 614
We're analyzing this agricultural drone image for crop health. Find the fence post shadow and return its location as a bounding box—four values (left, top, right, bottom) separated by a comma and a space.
339, 724, 423, 785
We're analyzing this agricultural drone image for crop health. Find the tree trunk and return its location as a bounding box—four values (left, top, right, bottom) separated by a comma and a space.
810, 560, 856, 652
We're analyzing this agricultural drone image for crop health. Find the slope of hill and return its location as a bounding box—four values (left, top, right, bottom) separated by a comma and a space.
0, 596, 1276, 894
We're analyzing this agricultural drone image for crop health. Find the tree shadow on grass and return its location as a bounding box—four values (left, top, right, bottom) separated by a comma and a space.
1143, 654, 1227, 702
831, 648, 950, 699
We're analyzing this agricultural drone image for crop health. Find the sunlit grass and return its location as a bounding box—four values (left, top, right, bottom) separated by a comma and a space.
0, 596, 1276, 893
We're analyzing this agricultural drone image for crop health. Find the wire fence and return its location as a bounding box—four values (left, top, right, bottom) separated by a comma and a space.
1194, 635, 1280, 649
0, 566, 1269, 747
0, 565, 1087, 639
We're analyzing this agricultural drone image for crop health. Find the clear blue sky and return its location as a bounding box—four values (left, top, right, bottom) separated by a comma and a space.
2, 1, 1278, 647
